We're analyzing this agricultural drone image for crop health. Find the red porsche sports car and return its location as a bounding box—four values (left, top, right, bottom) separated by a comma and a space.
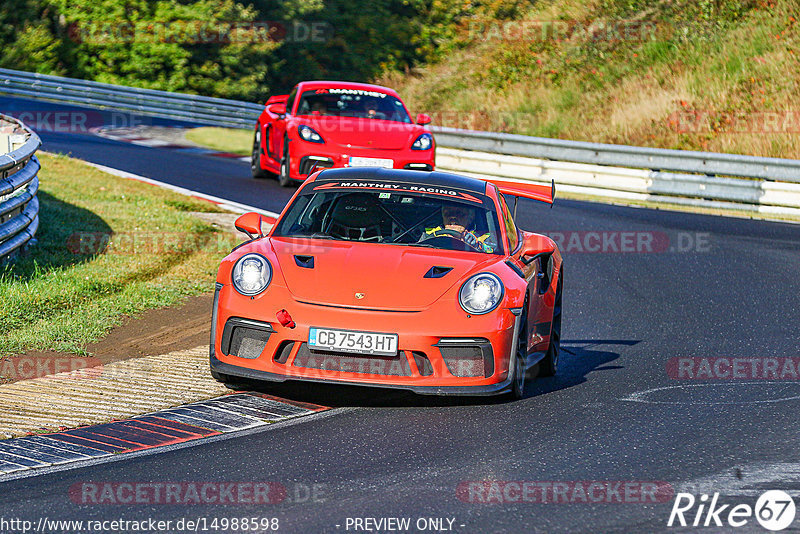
250, 81, 435, 186
210, 168, 562, 398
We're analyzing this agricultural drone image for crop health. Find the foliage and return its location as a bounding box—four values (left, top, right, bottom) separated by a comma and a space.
388, 0, 800, 158
0, 0, 527, 100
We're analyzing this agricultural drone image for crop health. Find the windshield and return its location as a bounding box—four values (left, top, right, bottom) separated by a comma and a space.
296, 89, 412, 123
272, 183, 502, 255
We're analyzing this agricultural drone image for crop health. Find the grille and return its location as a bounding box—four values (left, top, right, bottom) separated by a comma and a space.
437, 339, 494, 378
293, 344, 412, 376
221, 318, 273, 359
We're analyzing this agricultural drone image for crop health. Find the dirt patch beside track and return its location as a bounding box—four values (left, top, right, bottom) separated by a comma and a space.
2, 293, 214, 385
87, 292, 214, 363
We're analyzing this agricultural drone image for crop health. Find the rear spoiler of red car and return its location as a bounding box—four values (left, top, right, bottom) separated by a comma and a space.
488, 178, 556, 207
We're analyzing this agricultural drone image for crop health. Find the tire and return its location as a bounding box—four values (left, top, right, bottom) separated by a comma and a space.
539, 272, 562, 377
511, 301, 528, 399
210, 368, 247, 391
210, 368, 225, 381
278, 138, 293, 187
251, 127, 269, 179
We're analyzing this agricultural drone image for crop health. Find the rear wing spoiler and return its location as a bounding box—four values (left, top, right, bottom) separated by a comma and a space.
488, 178, 556, 207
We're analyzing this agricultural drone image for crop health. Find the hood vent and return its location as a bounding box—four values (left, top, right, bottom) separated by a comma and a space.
294, 255, 315, 269
424, 266, 453, 279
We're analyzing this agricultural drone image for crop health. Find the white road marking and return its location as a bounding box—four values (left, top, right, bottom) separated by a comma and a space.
621, 382, 800, 405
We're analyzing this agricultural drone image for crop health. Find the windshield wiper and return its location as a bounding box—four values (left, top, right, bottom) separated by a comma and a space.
384, 242, 436, 248
280, 233, 338, 240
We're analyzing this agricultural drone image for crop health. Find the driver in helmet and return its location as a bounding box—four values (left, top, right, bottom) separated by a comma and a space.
424, 204, 494, 252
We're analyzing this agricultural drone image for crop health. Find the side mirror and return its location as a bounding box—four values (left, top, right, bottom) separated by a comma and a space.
268, 103, 286, 117
416, 113, 432, 126
520, 232, 556, 265
235, 212, 265, 240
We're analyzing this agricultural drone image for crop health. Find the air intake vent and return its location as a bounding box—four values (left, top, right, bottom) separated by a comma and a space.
274, 341, 296, 364
435, 338, 494, 378
294, 255, 314, 268
412, 351, 433, 376
424, 266, 453, 279
221, 318, 274, 359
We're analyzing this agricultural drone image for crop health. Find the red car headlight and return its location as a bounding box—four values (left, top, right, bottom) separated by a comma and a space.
298, 124, 325, 144
411, 133, 433, 150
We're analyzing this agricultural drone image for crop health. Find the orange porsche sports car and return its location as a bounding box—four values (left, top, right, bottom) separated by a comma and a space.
209, 168, 562, 398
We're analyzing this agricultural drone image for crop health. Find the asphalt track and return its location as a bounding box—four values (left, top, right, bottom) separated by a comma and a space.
2, 95, 800, 533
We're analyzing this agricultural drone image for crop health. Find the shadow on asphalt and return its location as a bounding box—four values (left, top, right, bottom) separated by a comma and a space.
526, 339, 637, 398
239, 339, 638, 408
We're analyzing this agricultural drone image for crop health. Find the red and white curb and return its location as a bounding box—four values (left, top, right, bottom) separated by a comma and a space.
0, 393, 327, 477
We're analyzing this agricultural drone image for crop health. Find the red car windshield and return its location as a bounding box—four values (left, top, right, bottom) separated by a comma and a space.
272, 187, 503, 255
296, 89, 412, 123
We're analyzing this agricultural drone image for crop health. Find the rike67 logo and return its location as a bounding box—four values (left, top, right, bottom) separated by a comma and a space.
668, 490, 796, 531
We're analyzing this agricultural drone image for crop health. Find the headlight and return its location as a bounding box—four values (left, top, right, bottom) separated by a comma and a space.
411, 133, 433, 150
232, 253, 272, 296
298, 124, 324, 143
459, 273, 504, 314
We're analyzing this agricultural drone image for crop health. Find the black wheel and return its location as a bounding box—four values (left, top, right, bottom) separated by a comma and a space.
539, 272, 562, 377
251, 127, 269, 179
511, 301, 528, 399
278, 138, 293, 187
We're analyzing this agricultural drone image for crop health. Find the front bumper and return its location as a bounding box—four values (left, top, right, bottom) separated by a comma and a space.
210, 283, 518, 396
289, 141, 435, 181
210, 353, 513, 396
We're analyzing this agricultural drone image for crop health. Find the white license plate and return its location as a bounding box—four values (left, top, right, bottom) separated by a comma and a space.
308, 327, 398, 357
348, 156, 394, 168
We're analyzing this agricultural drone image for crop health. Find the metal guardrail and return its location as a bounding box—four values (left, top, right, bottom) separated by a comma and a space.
2, 68, 800, 214
430, 126, 800, 183
0, 68, 263, 129
0, 113, 40, 262
435, 148, 800, 216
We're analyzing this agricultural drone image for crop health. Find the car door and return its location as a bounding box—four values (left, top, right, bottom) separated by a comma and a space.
496, 192, 552, 356
268, 86, 296, 160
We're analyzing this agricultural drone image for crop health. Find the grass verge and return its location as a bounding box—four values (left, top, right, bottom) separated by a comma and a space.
184, 126, 252, 156
0, 153, 239, 356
